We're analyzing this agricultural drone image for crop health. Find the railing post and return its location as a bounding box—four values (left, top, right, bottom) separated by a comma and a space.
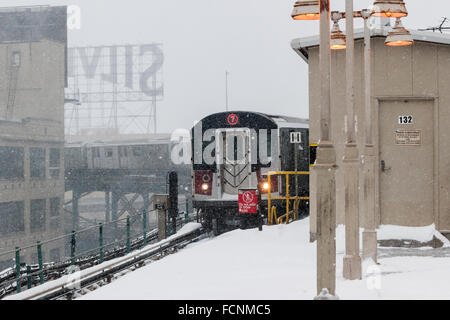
37, 241, 44, 285
286, 174, 290, 223
126, 216, 131, 253
268, 174, 272, 225
99, 223, 104, 264
143, 209, 147, 246
26, 266, 32, 289
70, 230, 76, 266
15, 247, 21, 294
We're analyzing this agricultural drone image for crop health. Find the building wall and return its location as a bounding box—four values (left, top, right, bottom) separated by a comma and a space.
308, 37, 450, 233
0, 39, 65, 268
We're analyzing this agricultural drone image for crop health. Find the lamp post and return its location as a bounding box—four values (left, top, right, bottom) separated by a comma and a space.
292, 0, 412, 294
342, 0, 362, 281
292, 0, 337, 297
361, 8, 378, 264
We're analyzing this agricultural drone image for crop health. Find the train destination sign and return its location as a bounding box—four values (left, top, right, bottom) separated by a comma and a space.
395, 130, 422, 146
227, 113, 239, 126
238, 189, 258, 214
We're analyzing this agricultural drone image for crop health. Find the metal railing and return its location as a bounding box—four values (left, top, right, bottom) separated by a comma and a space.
0, 209, 194, 298
267, 171, 310, 225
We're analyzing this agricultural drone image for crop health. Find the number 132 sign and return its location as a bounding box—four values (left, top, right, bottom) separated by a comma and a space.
398, 115, 413, 124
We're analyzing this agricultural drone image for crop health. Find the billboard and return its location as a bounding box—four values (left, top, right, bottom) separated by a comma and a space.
65, 44, 164, 134
67, 44, 164, 103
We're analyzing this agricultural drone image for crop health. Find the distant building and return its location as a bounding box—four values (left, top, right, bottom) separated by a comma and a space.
0, 5, 67, 269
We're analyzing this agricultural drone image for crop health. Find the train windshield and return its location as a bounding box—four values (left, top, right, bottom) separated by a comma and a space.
193, 128, 274, 171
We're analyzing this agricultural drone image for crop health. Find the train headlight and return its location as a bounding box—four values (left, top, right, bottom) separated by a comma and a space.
262, 182, 270, 191
201, 183, 209, 191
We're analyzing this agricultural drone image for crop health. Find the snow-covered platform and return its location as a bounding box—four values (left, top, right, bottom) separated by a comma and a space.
73, 219, 450, 300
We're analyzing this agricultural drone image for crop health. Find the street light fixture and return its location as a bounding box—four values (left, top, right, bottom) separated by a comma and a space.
372, 0, 408, 18
331, 12, 346, 50
385, 18, 414, 46
291, 0, 319, 20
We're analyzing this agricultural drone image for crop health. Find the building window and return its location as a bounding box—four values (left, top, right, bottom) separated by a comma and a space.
0, 147, 24, 180
105, 148, 113, 158
50, 197, 60, 230
132, 146, 143, 157
0, 201, 24, 235
30, 148, 46, 179
11, 51, 21, 67
49, 148, 60, 179
93, 147, 100, 158
119, 146, 128, 157
30, 199, 46, 233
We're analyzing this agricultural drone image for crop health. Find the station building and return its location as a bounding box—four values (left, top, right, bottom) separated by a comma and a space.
292, 23, 450, 239
0, 6, 67, 268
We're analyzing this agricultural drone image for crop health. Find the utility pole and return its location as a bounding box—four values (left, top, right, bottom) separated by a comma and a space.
225, 71, 229, 111
343, 0, 362, 280
314, 0, 337, 297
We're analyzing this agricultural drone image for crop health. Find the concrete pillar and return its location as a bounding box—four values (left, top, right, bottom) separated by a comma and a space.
314, 0, 338, 298
361, 11, 378, 264
153, 194, 168, 242
342, 0, 362, 280
343, 147, 362, 279
315, 143, 337, 296
362, 147, 377, 263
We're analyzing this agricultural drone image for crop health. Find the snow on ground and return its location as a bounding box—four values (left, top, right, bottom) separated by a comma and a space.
4, 223, 202, 300
76, 218, 450, 300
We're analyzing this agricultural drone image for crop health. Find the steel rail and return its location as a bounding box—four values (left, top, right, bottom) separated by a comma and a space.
19, 226, 205, 300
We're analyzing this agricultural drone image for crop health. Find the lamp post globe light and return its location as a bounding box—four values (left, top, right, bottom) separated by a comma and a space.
372, 0, 408, 18
386, 18, 414, 46
291, 0, 320, 21
331, 12, 346, 50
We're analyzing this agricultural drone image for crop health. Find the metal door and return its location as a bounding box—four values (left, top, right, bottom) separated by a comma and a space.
379, 99, 434, 226
217, 129, 251, 195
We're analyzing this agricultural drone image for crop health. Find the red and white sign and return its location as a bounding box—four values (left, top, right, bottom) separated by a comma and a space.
227, 113, 239, 126
238, 189, 258, 214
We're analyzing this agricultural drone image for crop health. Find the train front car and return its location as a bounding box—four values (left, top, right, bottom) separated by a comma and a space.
191, 111, 309, 234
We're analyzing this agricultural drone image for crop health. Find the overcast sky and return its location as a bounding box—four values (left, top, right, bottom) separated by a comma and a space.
0, 0, 447, 133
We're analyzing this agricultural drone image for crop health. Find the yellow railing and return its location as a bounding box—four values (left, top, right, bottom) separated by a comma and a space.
267, 171, 310, 225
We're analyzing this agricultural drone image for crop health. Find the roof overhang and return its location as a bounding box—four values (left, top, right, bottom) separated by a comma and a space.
291, 27, 450, 63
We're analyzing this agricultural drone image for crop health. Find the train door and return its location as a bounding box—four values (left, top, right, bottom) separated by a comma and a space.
119, 146, 129, 169
279, 128, 309, 198
216, 129, 252, 195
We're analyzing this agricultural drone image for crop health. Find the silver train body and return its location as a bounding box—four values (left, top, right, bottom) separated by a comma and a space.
191, 111, 310, 231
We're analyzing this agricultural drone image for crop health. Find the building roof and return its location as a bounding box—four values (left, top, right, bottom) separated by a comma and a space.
291, 26, 450, 63
0, 5, 67, 44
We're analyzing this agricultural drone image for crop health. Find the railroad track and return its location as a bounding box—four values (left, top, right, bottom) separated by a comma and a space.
0, 215, 195, 299
14, 225, 206, 300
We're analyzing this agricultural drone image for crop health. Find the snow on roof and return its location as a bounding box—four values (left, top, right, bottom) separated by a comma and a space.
291, 27, 450, 63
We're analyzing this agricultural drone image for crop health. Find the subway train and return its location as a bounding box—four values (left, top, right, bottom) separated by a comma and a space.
64, 137, 192, 195
191, 111, 311, 234
65, 139, 175, 171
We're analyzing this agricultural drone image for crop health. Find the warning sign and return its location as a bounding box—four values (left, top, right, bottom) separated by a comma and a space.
395, 130, 421, 146
238, 189, 258, 214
